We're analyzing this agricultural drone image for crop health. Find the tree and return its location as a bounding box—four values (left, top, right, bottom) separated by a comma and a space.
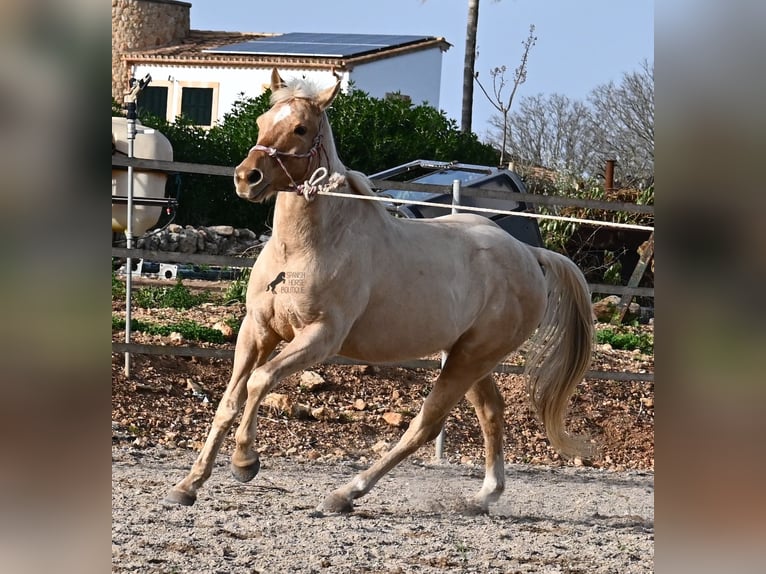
588, 59, 654, 185
489, 60, 654, 185
488, 92, 596, 176
474, 24, 537, 164
326, 88, 498, 173
461, 0, 481, 133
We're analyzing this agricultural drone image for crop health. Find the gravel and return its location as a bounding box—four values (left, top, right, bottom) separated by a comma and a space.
112, 446, 654, 573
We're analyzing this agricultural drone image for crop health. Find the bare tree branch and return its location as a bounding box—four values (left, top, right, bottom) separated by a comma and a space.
474, 24, 537, 164
488, 60, 654, 185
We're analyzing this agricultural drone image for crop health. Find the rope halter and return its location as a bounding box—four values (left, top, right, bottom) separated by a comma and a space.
248, 134, 324, 196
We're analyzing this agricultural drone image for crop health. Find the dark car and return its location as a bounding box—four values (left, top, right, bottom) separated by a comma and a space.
370, 160, 543, 247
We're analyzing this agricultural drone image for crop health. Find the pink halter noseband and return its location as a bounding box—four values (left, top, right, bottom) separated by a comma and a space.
248, 134, 324, 190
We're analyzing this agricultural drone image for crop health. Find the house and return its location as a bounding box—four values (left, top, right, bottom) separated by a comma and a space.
112, 0, 450, 127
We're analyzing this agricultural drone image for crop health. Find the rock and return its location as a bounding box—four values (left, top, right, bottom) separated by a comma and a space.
371, 440, 390, 454
185, 379, 203, 393
178, 228, 198, 253
236, 228, 256, 240
310, 406, 332, 420
640, 397, 654, 408
300, 370, 326, 391
351, 364, 376, 375
382, 412, 405, 428
262, 393, 292, 415
353, 399, 367, 411
261, 393, 312, 419
208, 225, 234, 236
592, 295, 620, 322
292, 403, 313, 420
169, 332, 184, 345
212, 321, 234, 340
593, 295, 640, 322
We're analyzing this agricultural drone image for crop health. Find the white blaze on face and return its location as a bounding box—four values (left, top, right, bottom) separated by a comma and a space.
273, 103, 293, 125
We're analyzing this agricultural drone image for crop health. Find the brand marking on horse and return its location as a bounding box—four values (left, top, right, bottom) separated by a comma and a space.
266, 271, 306, 294
266, 271, 286, 293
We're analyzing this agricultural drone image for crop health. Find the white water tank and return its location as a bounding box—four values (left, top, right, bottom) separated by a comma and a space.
112, 117, 173, 237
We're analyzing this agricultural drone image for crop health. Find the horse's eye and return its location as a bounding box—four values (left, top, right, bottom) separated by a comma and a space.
294, 125, 307, 136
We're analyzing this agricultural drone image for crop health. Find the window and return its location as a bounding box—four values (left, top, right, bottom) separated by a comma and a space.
138, 86, 169, 119
180, 87, 214, 126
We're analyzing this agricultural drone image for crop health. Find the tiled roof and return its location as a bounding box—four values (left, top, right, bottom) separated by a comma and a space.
123, 30, 450, 69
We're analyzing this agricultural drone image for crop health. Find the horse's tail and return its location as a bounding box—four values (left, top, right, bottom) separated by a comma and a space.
525, 248, 595, 459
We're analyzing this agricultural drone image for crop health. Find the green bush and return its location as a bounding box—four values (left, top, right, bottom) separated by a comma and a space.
112, 271, 125, 299
529, 174, 654, 289
127, 88, 499, 231
596, 327, 653, 354
133, 280, 211, 309
112, 315, 225, 344
222, 268, 250, 304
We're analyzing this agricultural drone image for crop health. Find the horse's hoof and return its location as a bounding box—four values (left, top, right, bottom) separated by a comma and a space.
231, 458, 261, 483
466, 498, 490, 516
164, 488, 196, 506
320, 492, 354, 514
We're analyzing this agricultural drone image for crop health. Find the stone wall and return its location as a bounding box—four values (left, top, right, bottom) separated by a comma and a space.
135, 224, 268, 257
112, 0, 191, 102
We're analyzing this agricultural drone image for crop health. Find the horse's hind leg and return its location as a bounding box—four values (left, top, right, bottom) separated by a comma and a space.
165, 315, 279, 506
320, 356, 492, 514
465, 374, 506, 510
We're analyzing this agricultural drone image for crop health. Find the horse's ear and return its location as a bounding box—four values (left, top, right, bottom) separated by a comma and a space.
316, 78, 342, 111
270, 68, 286, 93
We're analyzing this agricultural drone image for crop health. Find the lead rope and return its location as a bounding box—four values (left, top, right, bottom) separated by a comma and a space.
295, 168, 346, 202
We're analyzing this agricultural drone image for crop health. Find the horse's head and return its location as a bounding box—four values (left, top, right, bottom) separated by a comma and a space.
234, 69, 341, 202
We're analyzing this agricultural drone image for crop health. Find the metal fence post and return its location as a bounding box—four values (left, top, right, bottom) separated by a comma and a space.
434, 179, 461, 460
122, 74, 151, 377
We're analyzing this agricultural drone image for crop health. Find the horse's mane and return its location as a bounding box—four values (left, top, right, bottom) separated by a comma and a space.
270, 77, 324, 106
344, 170, 380, 198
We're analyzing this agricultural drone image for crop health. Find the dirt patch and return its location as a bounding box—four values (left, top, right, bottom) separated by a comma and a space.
111, 292, 653, 470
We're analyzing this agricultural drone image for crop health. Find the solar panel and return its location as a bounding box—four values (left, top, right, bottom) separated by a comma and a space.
206, 32, 431, 58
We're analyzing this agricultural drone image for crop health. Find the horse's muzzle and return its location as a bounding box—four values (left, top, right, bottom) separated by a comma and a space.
235, 165, 263, 186
234, 167, 269, 201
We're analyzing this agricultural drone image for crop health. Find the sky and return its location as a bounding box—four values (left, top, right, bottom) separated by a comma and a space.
190, 0, 654, 139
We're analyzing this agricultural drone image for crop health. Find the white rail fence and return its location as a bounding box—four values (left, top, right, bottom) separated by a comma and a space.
112, 156, 654, 384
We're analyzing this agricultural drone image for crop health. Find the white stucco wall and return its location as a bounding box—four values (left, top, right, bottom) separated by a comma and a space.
131, 48, 442, 125
348, 48, 443, 108
131, 64, 344, 124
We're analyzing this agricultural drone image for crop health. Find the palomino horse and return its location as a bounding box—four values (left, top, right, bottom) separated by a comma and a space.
166, 69, 594, 513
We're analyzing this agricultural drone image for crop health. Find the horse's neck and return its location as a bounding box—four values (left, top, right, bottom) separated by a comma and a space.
271, 168, 349, 251
270, 121, 381, 253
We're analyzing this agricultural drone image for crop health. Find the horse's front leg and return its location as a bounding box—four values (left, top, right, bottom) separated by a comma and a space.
230, 322, 343, 482
165, 315, 279, 506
